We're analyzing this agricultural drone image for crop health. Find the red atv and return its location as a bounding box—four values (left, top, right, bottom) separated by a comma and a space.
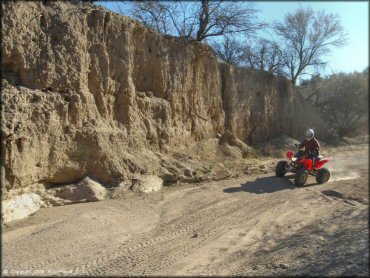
275, 145, 332, 186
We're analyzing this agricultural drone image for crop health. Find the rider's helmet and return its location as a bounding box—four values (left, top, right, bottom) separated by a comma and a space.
305, 129, 314, 140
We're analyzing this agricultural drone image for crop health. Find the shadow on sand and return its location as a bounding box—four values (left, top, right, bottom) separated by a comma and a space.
224, 175, 299, 194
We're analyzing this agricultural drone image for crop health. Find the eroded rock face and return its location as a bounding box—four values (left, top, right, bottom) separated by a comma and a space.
1, 1, 224, 192
1, 1, 335, 194
220, 65, 335, 144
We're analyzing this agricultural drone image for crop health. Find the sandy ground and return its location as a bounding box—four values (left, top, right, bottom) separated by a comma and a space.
2, 141, 368, 277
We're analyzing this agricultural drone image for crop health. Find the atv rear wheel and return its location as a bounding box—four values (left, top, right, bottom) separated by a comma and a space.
294, 168, 308, 186
275, 161, 288, 177
316, 168, 330, 184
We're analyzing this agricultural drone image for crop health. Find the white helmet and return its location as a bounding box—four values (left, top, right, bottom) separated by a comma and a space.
305, 129, 314, 140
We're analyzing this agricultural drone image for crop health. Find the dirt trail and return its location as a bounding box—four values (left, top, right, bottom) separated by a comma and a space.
2, 143, 368, 276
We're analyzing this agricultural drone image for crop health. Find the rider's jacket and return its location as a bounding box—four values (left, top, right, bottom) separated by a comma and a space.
298, 137, 320, 157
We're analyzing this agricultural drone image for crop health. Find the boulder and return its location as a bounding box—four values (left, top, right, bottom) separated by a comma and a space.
131, 175, 163, 193
2, 193, 44, 223
47, 177, 108, 203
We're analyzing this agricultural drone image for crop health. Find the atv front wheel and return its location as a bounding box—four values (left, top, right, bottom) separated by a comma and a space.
294, 168, 308, 186
275, 161, 288, 177
316, 168, 330, 184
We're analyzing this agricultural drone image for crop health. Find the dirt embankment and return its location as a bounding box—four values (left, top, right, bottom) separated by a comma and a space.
1, 1, 337, 197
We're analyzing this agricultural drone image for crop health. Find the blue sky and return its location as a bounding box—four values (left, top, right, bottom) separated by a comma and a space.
256, 1, 369, 76
96, 1, 369, 76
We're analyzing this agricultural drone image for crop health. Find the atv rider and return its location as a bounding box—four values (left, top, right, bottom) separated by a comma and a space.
295, 129, 320, 166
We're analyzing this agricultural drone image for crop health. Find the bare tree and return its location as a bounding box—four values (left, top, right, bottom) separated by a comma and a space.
241, 38, 283, 74
165, 2, 198, 38
211, 36, 245, 65
320, 74, 368, 137
298, 72, 368, 137
131, 1, 171, 34
126, 1, 264, 42
211, 35, 284, 73
298, 74, 324, 105
195, 0, 264, 41
274, 7, 347, 85
127, 1, 199, 38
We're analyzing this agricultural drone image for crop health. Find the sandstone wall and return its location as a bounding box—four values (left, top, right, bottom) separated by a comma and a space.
1, 1, 334, 192
220, 64, 334, 144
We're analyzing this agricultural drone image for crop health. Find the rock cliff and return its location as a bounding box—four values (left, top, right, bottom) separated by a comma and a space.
1, 1, 335, 196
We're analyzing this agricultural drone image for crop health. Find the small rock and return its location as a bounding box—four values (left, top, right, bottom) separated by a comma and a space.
279, 263, 289, 269
184, 168, 192, 177
253, 264, 264, 271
